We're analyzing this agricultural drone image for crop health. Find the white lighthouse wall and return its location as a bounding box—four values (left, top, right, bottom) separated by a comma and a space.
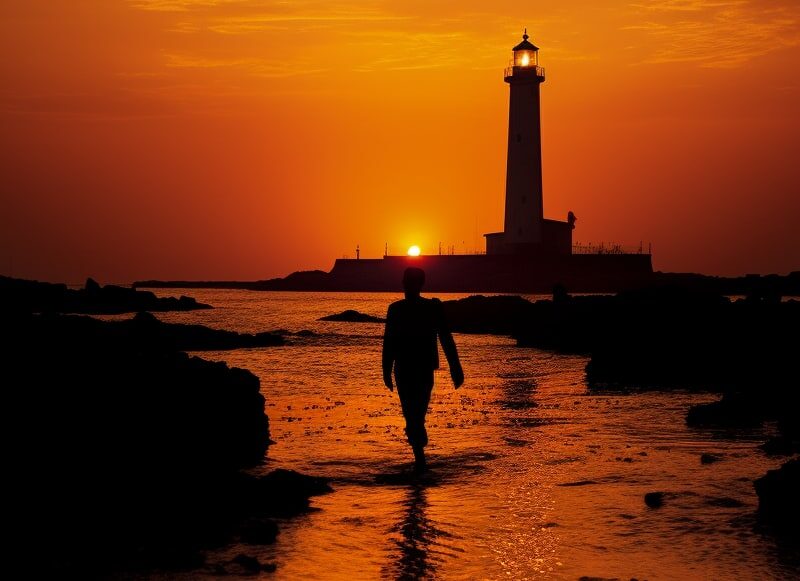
503, 79, 544, 245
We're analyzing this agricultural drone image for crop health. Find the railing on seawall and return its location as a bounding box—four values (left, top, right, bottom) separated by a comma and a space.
572, 242, 651, 255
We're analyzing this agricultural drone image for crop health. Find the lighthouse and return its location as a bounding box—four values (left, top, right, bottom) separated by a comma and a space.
485, 31, 574, 256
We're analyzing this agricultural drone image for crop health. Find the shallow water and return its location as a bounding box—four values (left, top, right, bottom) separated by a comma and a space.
141, 290, 796, 580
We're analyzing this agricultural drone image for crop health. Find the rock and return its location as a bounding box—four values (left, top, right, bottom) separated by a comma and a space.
0, 275, 211, 314
231, 554, 262, 574
686, 395, 767, 428
754, 458, 800, 529
318, 309, 385, 323
230, 554, 277, 574
85, 277, 101, 294
759, 436, 798, 456
211, 563, 228, 575
130, 311, 284, 350
246, 469, 333, 516
443, 295, 532, 335
513, 285, 798, 391
3, 311, 329, 576
239, 519, 279, 545
700, 453, 721, 465
644, 492, 665, 508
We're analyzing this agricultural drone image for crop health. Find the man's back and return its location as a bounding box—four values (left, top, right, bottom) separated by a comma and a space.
383, 296, 443, 373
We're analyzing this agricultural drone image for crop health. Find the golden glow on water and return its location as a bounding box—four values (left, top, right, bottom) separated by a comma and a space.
143, 290, 795, 580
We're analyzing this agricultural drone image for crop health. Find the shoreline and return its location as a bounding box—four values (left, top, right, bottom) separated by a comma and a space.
133, 269, 800, 296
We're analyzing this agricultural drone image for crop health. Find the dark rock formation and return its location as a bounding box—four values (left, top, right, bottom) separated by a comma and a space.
686, 394, 770, 428
507, 286, 799, 393
755, 458, 800, 530
129, 311, 284, 350
700, 453, 722, 465
239, 519, 280, 545
319, 309, 385, 323
230, 554, 277, 574
760, 436, 800, 457
644, 492, 665, 508
3, 310, 327, 576
1, 275, 210, 314
443, 294, 532, 335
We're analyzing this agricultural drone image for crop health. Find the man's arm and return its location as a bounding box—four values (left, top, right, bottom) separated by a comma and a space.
435, 300, 464, 388
381, 305, 395, 391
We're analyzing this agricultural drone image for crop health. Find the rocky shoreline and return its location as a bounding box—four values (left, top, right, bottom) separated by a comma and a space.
4, 275, 798, 574
3, 280, 326, 576
1, 275, 211, 314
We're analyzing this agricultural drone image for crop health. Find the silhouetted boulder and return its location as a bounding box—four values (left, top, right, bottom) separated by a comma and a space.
759, 436, 798, 457
755, 458, 800, 530
239, 519, 280, 545
644, 492, 665, 508
514, 286, 798, 391
253, 468, 333, 512
0, 275, 211, 314
700, 453, 722, 465
443, 295, 532, 335
686, 394, 769, 428
319, 309, 385, 323
230, 554, 277, 574
4, 311, 328, 576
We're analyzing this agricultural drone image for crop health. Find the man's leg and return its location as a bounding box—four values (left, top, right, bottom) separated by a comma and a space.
396, 369, 434, 471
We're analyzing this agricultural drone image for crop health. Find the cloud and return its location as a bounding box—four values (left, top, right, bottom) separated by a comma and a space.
126, 0, 513, 74
164, 53, 327, 77
128, 0, 243, 11
206, 11, 411, 34
625, 0, 800, 67
629, 0, 747, 11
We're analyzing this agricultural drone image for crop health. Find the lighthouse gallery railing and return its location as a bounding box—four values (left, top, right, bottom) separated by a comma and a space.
504, 65, 545, 79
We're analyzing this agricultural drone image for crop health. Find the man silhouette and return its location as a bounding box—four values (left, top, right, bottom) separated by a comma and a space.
382, 267, 464, 472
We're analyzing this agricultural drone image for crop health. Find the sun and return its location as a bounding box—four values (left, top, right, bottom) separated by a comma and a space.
407, 245, 421, 257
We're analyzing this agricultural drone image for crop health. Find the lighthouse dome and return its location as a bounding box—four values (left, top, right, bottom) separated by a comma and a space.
512, 32, 539, 52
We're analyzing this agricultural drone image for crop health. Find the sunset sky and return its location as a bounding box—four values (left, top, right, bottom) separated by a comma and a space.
1, 0, 799, 282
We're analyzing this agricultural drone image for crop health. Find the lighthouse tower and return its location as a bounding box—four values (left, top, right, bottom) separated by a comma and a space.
503, 30, 545, 245
485, 31, 573, 256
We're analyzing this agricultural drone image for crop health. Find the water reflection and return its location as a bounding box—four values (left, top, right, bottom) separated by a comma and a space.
388, 483, 438, 580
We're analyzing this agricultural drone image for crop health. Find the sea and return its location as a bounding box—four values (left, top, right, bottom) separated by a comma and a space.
129, 289, 798, 580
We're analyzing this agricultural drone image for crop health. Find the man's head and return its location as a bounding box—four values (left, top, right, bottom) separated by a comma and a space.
402, 267, 425, 296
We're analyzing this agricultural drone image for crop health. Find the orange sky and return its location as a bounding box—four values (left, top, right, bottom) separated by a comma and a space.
1, 0, 799, 282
